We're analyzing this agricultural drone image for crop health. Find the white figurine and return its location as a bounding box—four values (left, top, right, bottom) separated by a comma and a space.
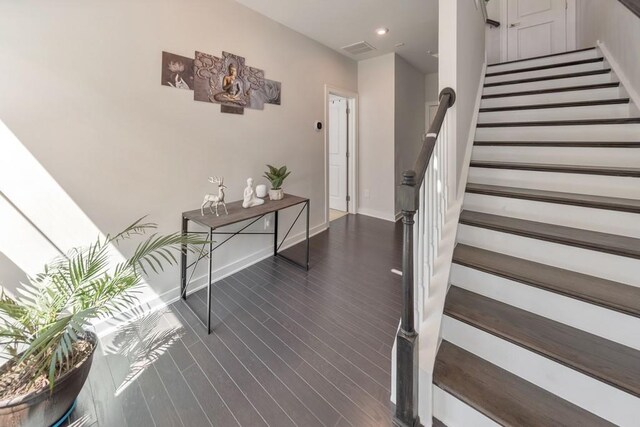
242, 178, 265, 208
201, 176, 228, 216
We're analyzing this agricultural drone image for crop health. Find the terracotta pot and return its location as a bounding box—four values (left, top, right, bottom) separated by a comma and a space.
0, 331, 97, 427
269, 189, 284, 200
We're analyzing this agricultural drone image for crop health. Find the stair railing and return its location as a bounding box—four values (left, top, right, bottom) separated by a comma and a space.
394, 87, 456, 426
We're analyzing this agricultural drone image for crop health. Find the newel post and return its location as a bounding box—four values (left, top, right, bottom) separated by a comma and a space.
393, 170, 420, 427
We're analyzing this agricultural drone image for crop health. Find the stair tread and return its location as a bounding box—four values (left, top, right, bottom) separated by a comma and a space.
484, 69, 611, 88
485, 57, 604, 77
432, 418, 446, 427
487, 47, 597, 68
453, 243, 640, 317
434, 340, 615, 427
474, 140, 640, 147
482, 82, 620, 99
465, 183, 640, 213
479, 98, 629, 112
470, 160, 640, 177
459, 210, 640, 259
477, 117, 640, 127
444, 287, 640, 397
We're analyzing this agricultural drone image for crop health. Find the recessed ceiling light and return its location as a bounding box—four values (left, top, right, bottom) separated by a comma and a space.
376, 27, 389, 35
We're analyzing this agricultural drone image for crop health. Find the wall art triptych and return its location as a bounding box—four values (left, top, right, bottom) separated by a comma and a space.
161, 50, 281, 115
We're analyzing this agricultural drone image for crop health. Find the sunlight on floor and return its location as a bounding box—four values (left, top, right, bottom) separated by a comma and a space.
329, 209, 348, 222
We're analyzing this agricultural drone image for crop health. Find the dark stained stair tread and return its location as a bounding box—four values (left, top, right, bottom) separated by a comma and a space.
434, 340, 615, 427
470, 161, 640, 177
465, 183, 640, 214
477, 118, 640, 127
484, 69, 611, 88
485, 57, 604, 77
479, 98, 629, 112
487, 47, 597, 68
459, 210, 640, 259
453, 244, 640, 318
432, 418, 446, 427
474, 140, 640, 147
482, 82, 620, 99
444, 287, 640, 397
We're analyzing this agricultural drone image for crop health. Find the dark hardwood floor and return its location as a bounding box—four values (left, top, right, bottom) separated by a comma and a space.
67, 214, 402, 427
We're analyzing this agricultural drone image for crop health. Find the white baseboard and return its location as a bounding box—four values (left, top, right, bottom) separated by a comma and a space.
357, 207, 397, 223
94, 221, 329, 338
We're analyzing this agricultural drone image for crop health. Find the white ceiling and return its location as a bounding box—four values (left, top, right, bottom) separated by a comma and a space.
234, 0, 439, 74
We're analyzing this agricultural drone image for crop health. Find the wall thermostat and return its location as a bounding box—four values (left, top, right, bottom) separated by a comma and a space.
314, 121, 323, 131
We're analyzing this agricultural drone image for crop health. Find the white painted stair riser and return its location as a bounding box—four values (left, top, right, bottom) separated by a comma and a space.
450, 265, 640, 350
457, 224, 640, 287
475, 123, 640, 141
483, 73, 615, 96
485, 61, 605, 85
471, 146, 640, 168
462, 192, 640, 238
442, 316, 640, 427
477, 103, 632, 123
487, 49, 601, 74
480, 86, 623, 109
432, 386, 500, 427
468, 167, 640, 200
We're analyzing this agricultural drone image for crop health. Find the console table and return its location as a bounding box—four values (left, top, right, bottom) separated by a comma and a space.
180, 194, 310, 333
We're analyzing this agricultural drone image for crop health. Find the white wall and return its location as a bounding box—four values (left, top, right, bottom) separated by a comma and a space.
0, 0, 357, 310
485, 0, 503, 64
425, 72, 440, 103
395, 55, 426, 215
439, 0, 486, 197
576, 0, 640, 102
357, 54, 396, 221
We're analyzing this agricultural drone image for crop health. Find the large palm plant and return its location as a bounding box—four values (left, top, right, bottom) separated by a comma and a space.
0, 218, 205, 395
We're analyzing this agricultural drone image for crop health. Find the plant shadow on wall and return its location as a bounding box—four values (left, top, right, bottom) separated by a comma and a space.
0, 218, 207, 427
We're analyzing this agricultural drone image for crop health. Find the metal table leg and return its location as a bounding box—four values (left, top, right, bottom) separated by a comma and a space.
207, 227, 212, 334
180, 217, 188, 300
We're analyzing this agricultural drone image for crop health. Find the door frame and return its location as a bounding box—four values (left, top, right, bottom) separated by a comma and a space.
499, 0, 576, 63
324, 85, 358, 225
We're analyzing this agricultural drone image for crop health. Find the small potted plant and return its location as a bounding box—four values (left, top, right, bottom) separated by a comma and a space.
263, 164, 291, 201
0, 218, 204, 427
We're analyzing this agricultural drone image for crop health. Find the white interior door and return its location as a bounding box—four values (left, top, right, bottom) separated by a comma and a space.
507, 0, 567, 61
329, 96, 348, 212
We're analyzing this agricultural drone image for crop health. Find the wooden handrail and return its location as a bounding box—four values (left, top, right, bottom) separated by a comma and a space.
393, 87, 456, 427
619, 0, 640, 18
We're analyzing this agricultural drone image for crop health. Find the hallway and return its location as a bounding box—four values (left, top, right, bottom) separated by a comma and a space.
72, 214, 403, 427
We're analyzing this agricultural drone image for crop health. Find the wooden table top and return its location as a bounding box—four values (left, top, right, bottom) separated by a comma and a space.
183, 194, 308, 230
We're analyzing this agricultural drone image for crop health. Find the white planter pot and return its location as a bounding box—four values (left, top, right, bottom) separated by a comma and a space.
256, 184, 267, 198
269, 189, 284, 200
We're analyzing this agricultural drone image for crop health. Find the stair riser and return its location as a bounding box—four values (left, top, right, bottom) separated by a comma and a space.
487, 49, 600, 74
471, 146, 640, 168
485, 61, 605, 85
468, 167, 640, 199
483, 73, 614, 96
475, 124, 640, 141
462, 193, 640, 238
457, 224, 640, 287
481, 86, 622, 108
478, 103, 631, 123
451, 265, 640, 350
442, 316, 640, 427
433, 386, 500, 427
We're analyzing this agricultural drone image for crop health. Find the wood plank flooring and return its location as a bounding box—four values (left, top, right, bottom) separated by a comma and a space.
68, 214, 402, 427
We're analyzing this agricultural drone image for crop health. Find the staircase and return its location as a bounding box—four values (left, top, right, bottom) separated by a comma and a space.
432, 47, 640, 426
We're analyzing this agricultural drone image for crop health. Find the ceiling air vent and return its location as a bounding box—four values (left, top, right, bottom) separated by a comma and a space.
341, 41, 376, 55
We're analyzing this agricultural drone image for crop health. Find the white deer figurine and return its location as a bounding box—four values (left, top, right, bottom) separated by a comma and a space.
201, 176, 228, 216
